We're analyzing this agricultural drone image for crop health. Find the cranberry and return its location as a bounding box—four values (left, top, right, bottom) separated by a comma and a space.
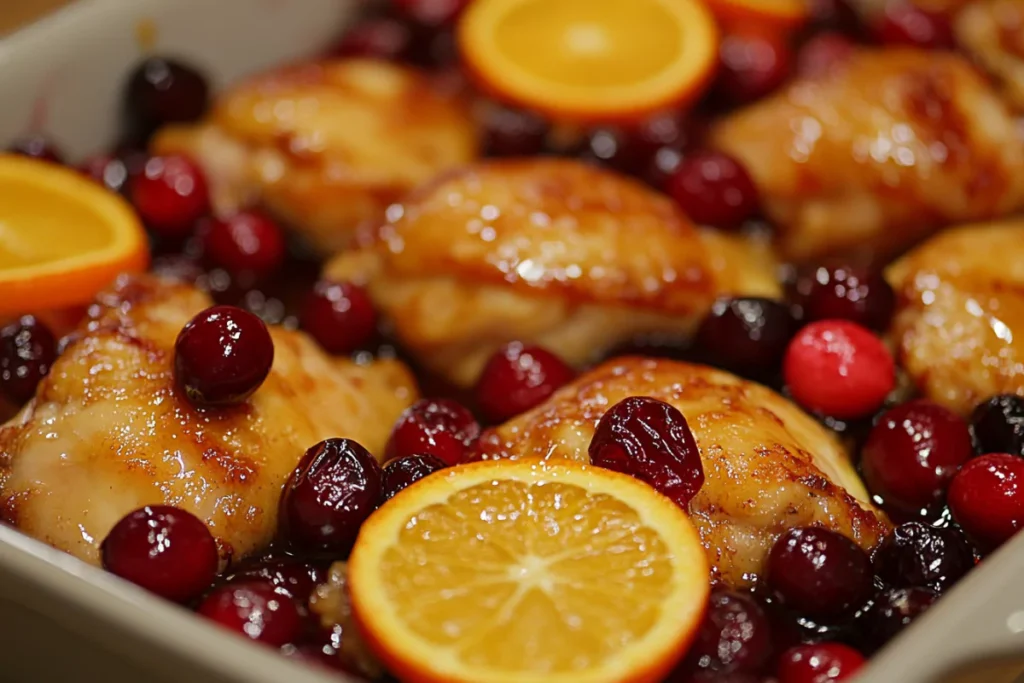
696, 297, 796, 375
717, 28, 794, 105
778, 643, 865, 683
949, 453, 1024, 551
872, 522, 973, 593
79, 154, 131, 194
201, 210, 285, 279
222, 557, 326, 601
970, 395, 1024, 457
125, 57, 209, 135
393, 0, 470, 26
783, 320, 895, 419
381, 454, 447, 502
475, 343, 575, 424
100, 505, 217, 603
130, 155, 210, 239
330, 18, 414, 60
279, 438, 383, 555
7, 134, 63, 163
404, 25, 458, 69
766, 527, 872, 619
0, 316, 57, 405
859, 587, 937, 653
299, 280, 377, 355
873, 4, 954, 49
807, 0, 862, 34
197, 580, 304, 647
481, 105, 549, 157
687, 590, 772, 673
794, 266, 895, 331
174, 305, 274, 407
665, 150, 760, 229
578, 112, 690, 178
588, 396, 704, 509
861, 400, 973, 516
385, 398, 481, 466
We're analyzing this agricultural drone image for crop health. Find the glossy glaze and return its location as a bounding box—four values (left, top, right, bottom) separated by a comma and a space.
955, 0, 1024, 111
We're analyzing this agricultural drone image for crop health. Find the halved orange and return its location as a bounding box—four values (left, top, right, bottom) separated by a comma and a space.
349, 459, 710, 683
704, 0, 810, 31
457, 0, 719, 123
0, 154, 149, 316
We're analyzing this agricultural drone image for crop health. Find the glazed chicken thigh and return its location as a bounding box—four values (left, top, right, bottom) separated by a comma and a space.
0, 275, 417, 566
955, 0, 1024, 111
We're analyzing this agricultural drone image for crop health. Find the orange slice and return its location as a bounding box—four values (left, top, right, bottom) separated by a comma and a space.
349, 459, 710, 683
0, 155, 149, 316
704, 0, 810, 31
457, 0, 719, 123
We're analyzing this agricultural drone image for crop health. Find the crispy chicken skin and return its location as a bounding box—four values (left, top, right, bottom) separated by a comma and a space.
326, 159, 781, 387
955, 0, 1024, 111
152, 59, 478, 255
0, 275, 417, 567
474, 357, 890, 588
710, 48, 1024, 263
886, 220, 1024, 416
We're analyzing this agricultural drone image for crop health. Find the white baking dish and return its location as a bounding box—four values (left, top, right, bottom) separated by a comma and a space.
2, 1, 1024, 681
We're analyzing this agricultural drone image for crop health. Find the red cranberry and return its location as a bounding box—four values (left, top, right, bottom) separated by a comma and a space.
0, 316, 57, 405
404, 25, 458, 68
385, 398, 481, 466
808, 0, 862, 34
393, 0, 470, 26
859, 587, 937, 653
687, 590, 772, 673
125, 57, 209, 135
717, 28, 794, 105
80, 154, 131, 194
783, 320, 895, 419
578, 112, 690, 178
696, 297, 796, 376
130, 155, 210, 239
222, 557, 326, 601
481, 105, 549, 157
873, 4, 954, 49
330, 18, 414, 60
797, 33, 856, 79
197, 580, 304, 647
201, 210, 286, 279
475, 343, 575, 424
381, 454, 447, 502
766, 527, 873, 620
299, 280, 377, 355
279, 438, 383, 555
872, 522, 973, 593
778, 643, 865, 683
174, 305, 274, 407
101, 505, 217, 603
970, 395, 1024, 457
861, 400, 973, 516
949, 453, 1024, 551
666, 150, 760, 229
794, 266, 895, 332
7, 134, 63, 163
588, 396, 704, 509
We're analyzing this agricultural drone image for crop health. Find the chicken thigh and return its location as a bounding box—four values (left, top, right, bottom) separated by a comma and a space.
474, 357, 889, 588
0, 275, 417, 567
955, 0, 1024, 111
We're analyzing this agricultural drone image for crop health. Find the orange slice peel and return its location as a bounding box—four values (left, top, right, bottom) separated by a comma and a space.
704, 0, 810, 31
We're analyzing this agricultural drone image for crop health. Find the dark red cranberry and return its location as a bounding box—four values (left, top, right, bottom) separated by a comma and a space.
872, 522, 973, 593
687, 590, 772, 673
130, 155, 210, 239
299, 280, 377, 355
861, 400, 973, 516
381, 454, 447, 502
201, 210, 286, 279
404, 25, 458, 68
778, 642, 865, 683
665, 150, 760, 229
385, 398, 481, 466
797, 33, 856, 79
475, 343, 575, 424
696, 297, 796, 375
279, 438, 383, 555
766, 527, 872, 619
7, 134, 63, 163
79, 154, 131, 194
0, 316, 57, 405
481, 105, 549, 157
588, 396, 704, 509
223, 557, 326, 601
807, 0, 862, 34
970, 395, 1024, 457
393, 0, 470, 25
174, 305, 274, 407
949, 453, 1024, 551
873, 4, 954, 49
125, 57, 209, 135
330, 18, 414, 60
859, 587, 937, 653
794, 266, 895, 331
197, 580, 304, 647
101, 505, 217, 603
717, 28, 794, 105
578, 112, 690, 178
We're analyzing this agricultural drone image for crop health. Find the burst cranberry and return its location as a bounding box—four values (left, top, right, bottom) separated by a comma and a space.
665, 150, 759, 229
778, 643, 865, 683
385, 398, 481, 466
783, 320, 895, 419
766, 527, 872, 619
795, 266, 895, 331
125, 57, 209, 134
687, 590, 772, 673
393, 0, 470, 25
717, 28, 794, 105
80, 154, 131, 194
873, 4, 954, 49
481, 105, 549, 157
201, 210, 286, 278
330, 18, 413, 60
970, 395, 1024, 457
475, 343, 575, 424
174, 305, 274, 407
101, 505, 217, 603
872, 522, 973, 593
198, 580, 303, 647
949, 453, 1024, 551
381, 454, 447, 502
696, 297, 796, 375
859, 587, 937, 653
0, 316, 57, 405
861, 400, 973, 516
299, 280, 377, 355
279, 438, 383, 555
130, 155, 210, 238
7, 134, 63, 163
222, 557, 326, 601
588, 396, 704, 509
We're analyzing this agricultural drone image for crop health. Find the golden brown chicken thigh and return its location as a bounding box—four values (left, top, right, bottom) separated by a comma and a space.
955, 0, 1024, 111
0, 275, 417, 567
325, 159, 781, 388
710, 48, 1024, 263
152, 59, 478, 254
474, 357, 890, 588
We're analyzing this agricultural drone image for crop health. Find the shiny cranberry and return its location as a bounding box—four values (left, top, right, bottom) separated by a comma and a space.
666, 150, 759, 229
125, 57, 209, 135
873, 4, 954, 49
381, 454, 447, 502
130, 155, 210, 238
717, 28, 794, 105
0, 316, 57, 405
79, 154, 131, 194
299, 280, 377, 355
872, 522, 973, 593
481, 105, 549, 157
223, 557, 326, 601
578, 113, 689, 178
475, 343, 575, 424
687, 590, 772, 673
279, 438, 383, 555
859, 587, 937, 653
808, 0, 862, 34
174, 305, 274, 407
201, 210, 285, 278
330, 18, 413, 59
949, 453, 1024, 551
588, 396, 704, 509
797, 33, 856, 79
970, 395, 1024, 457
766, 527, 872, 619
794, 266, 895, 331
696, 297, 796, 375
393, 0, 470, 25
385, 398, 481, 466
861, 400, 973, 516
197, 580, 303, 647
101, 505, 217, 603
7, 134, 63, 163
778, 643, 864, 683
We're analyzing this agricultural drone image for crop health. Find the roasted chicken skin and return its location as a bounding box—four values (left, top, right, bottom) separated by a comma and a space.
886, 220, 1024, 416
326, 159, 781, 387
0, 275, 417, 567
955, 0, 1024, 111
710, 48, 1024, 263
474, 357, 889, 588
152, 58, 478, 255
